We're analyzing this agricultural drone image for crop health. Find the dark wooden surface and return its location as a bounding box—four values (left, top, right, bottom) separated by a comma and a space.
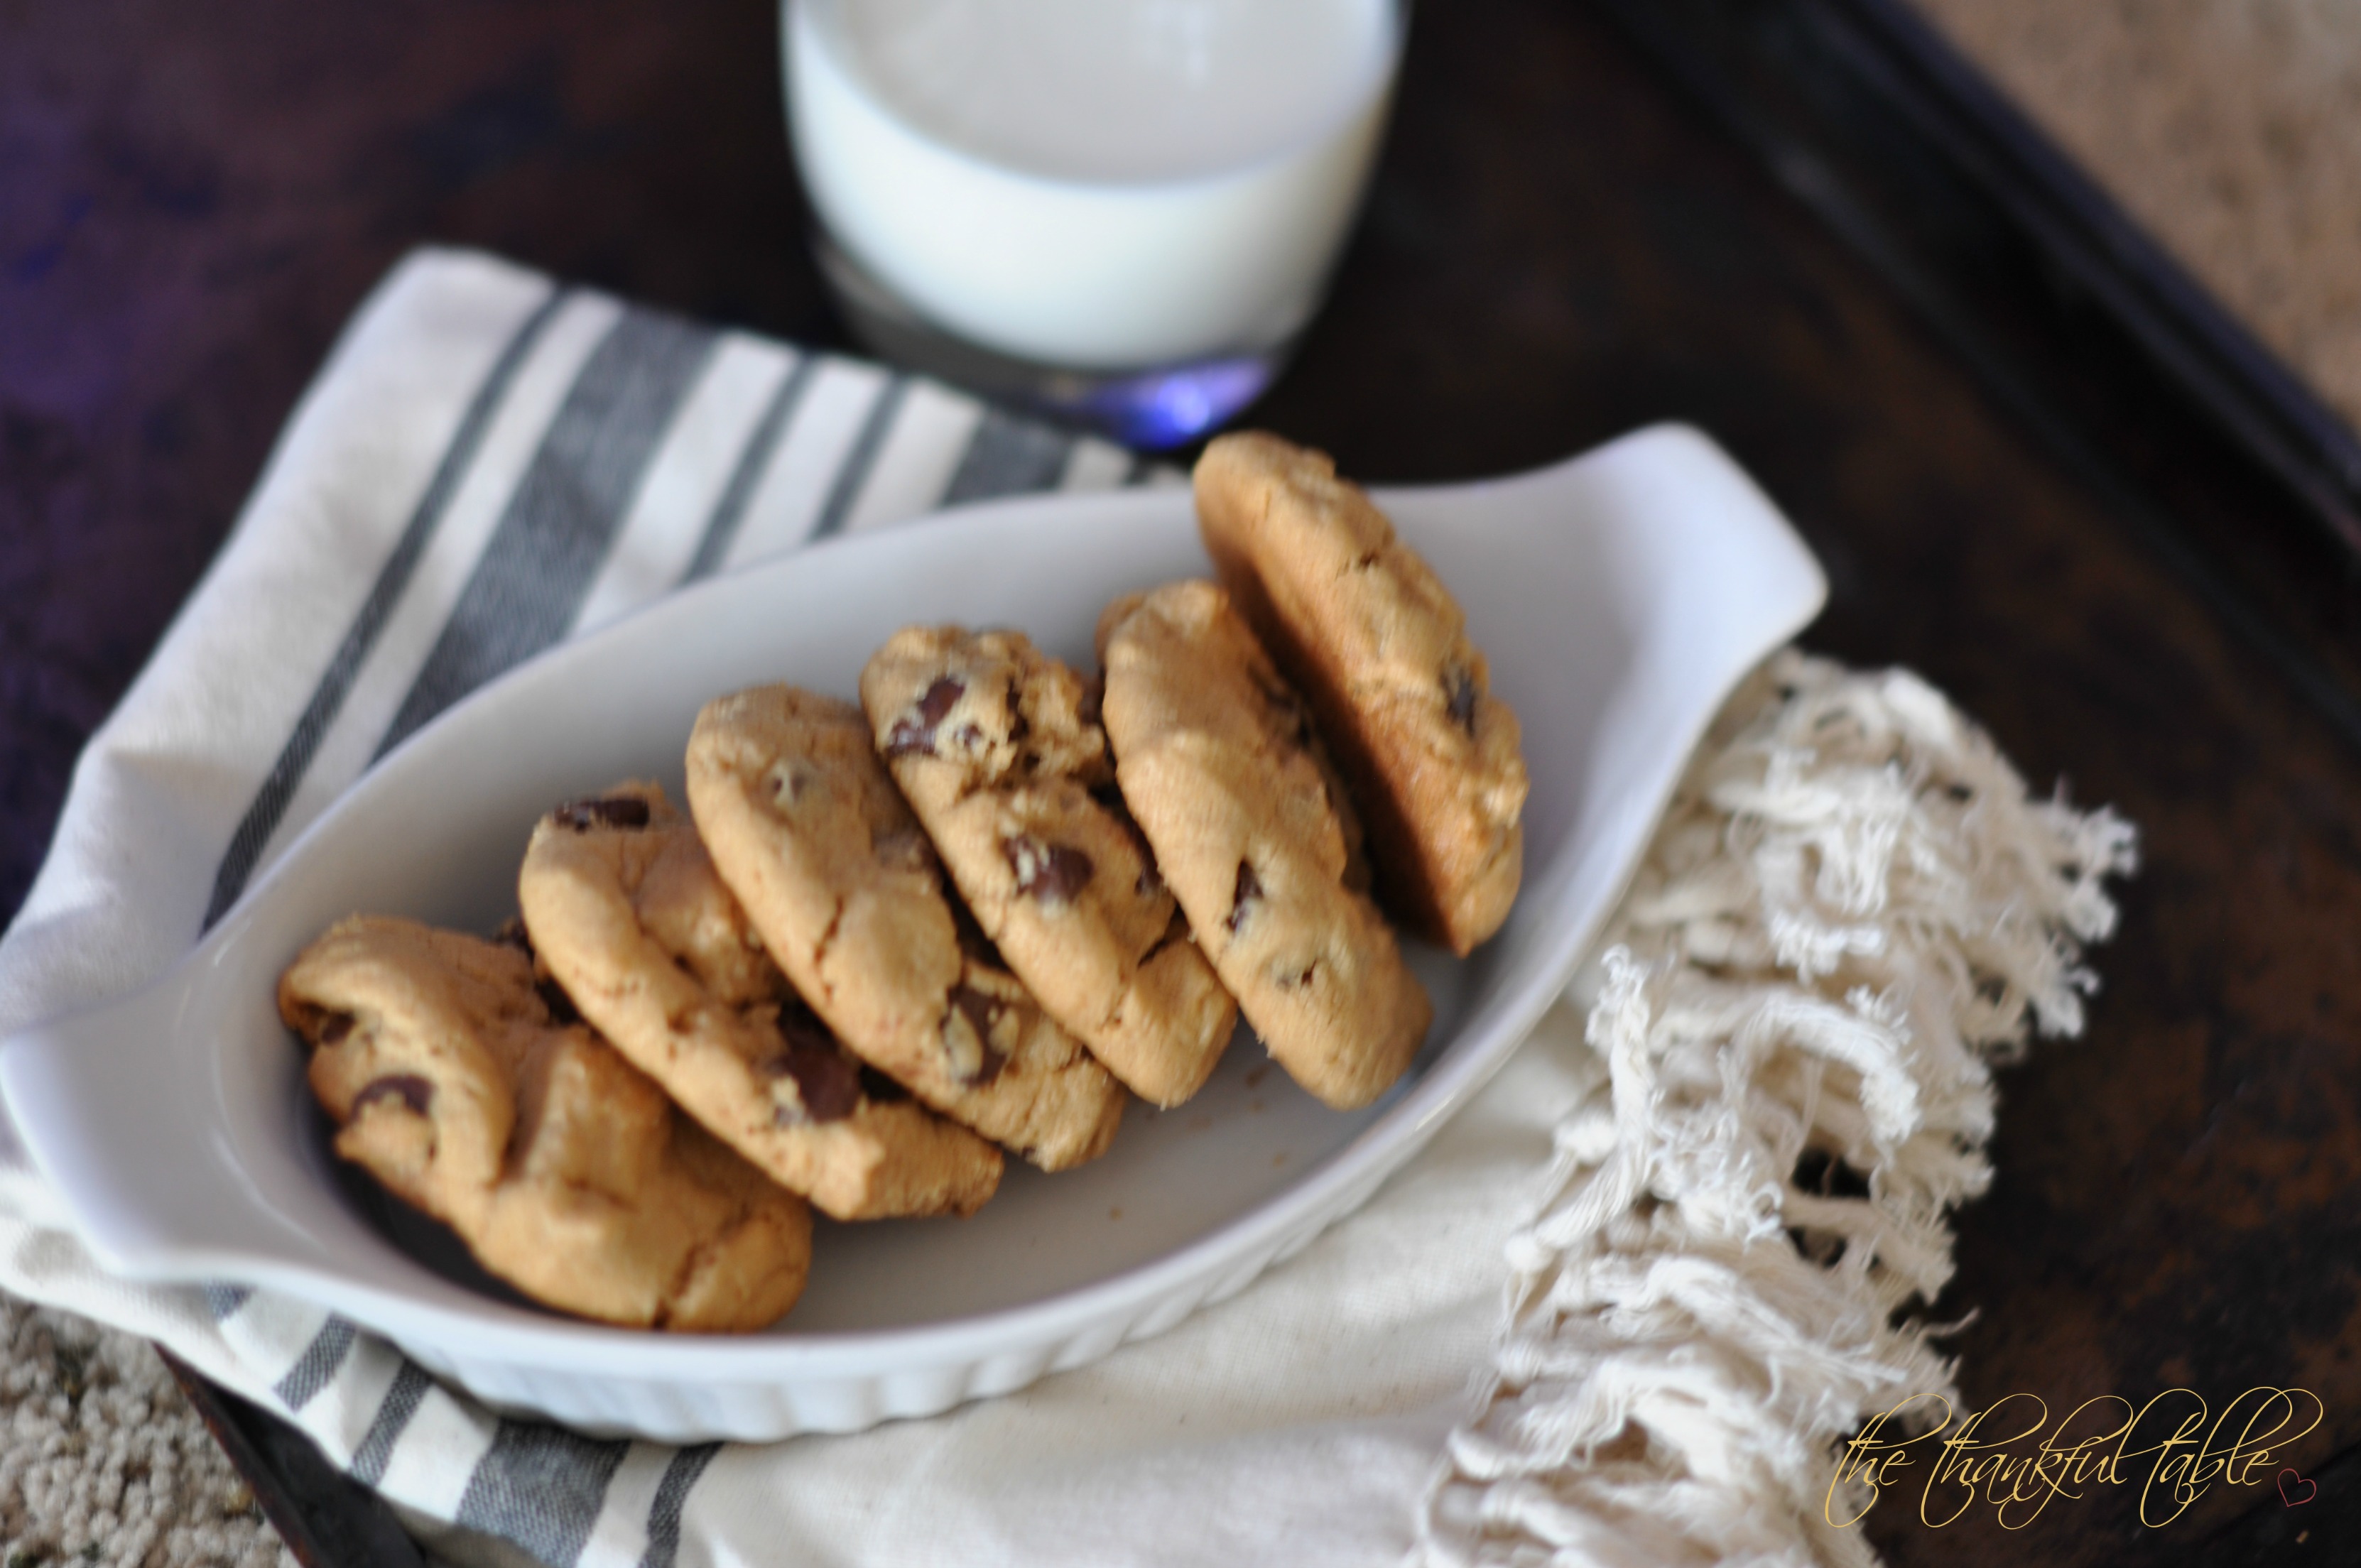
4, 1, 2357, 1562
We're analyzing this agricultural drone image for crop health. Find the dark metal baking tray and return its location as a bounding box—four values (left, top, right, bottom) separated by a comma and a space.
8, 0, 2356, 1560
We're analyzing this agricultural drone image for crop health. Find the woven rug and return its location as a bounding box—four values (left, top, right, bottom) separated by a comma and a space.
0, 1295, 284, 1568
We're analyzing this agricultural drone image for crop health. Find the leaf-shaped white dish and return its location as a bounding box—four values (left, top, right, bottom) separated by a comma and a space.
0, 424, 1823, 1442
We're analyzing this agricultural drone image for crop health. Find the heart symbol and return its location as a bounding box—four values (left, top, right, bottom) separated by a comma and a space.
2279, 1468, 2316, 1508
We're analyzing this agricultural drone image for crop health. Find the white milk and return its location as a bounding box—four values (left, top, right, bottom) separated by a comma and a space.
785, 0, 1401, 369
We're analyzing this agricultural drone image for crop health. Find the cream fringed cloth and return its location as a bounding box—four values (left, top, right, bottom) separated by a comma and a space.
0, 251, 2131, 1568
1418, 652, 2135, 1567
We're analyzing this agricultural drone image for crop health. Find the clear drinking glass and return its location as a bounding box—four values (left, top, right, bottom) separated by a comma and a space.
782, 0, 1409, 447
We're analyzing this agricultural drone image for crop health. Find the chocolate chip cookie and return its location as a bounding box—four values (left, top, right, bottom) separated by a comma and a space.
1194, 432, 1529, 955
1097, 581, 1433, 1109
278, 915, 810, 1332
685, 685, 1126, 1170
860, 627, 1238, 1108
516, 781, 1003, 1220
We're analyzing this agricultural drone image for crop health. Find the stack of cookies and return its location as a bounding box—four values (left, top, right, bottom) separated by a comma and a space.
276, 432, 1530, 1332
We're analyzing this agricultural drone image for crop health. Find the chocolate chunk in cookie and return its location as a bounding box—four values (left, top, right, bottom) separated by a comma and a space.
278, 915, 810, 1332
517, 780, 1002, 1220
1194, 432, 1529, 954
1097, 582, 1432, 1110
686, 686, 1126, 1170
862, 628, 1238, 1108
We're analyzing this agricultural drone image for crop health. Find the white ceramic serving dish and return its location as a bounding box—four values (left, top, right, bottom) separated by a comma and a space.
1, 424, 1823, 1442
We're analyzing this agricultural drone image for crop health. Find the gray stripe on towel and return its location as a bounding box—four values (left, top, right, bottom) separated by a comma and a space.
201, 287, 568, 927
941, 408, 1075, 505
271, 1316, 356, 1411
374, 307, 718, 758
679, 352, 819, 583
636, 1443, 721, 1568
455, 1420, 631, 1568
349, 1360, 434, 1486
202, 1284, 253, 1322
805, 374, 909, 542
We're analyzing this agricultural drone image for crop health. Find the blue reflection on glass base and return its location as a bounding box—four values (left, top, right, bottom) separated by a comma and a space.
1053, 357, 1278, 448
813, 236, 1288, 450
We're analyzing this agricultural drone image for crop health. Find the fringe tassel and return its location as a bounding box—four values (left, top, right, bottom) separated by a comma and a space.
1413, 650, 2137, 1567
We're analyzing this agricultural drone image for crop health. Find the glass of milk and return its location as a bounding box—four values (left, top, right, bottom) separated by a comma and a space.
783, 0, 1407, 446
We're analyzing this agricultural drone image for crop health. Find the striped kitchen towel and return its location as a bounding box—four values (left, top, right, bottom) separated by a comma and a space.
0, 248, 1595, 1568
